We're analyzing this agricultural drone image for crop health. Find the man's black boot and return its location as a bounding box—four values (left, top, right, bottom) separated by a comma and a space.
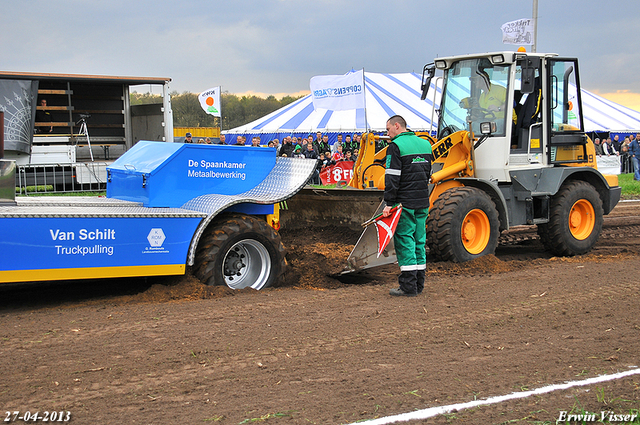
390, 271, 417, 296
416, 269, 425, 294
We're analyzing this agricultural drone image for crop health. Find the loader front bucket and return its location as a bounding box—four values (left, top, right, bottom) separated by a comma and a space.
342, 201, 398, 274
278, 187, 397, 274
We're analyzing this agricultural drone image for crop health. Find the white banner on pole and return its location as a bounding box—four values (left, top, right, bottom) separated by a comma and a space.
501, 18, 534, 45
310, 69, 365, 111
198, 86, 221, 117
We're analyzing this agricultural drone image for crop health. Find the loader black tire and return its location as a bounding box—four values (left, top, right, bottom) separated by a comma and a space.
537, 180, 603, 257
427, 186, 500, 262
193, 214, 286, 290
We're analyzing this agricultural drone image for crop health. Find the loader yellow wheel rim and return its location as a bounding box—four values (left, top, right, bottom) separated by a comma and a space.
569, 199, 595, 240
461, 209, 490, 254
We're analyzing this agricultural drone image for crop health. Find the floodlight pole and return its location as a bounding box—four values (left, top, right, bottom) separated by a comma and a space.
363, 68, 369, 132
531, 0, 538, 53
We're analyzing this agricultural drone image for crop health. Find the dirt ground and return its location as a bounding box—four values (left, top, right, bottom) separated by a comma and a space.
1, 202, 640, 424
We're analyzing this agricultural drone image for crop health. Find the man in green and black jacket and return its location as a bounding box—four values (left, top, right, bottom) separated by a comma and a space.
382, 115, 432, 297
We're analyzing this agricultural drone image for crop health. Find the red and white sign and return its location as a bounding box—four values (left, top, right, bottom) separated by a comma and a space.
374, 205, 403, 257
320, 161, 354, 185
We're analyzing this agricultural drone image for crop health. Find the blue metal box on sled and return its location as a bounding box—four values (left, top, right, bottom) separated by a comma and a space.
107, 141, 277, 208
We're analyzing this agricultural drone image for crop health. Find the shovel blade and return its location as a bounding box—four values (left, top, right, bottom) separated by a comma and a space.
342, 201, 397, 274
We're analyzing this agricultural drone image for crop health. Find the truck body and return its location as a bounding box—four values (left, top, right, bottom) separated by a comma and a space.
0, 142, 317, 289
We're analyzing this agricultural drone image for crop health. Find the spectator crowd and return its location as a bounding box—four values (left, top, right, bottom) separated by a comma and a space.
186, 131, 366, 185
593, 133, 640, 176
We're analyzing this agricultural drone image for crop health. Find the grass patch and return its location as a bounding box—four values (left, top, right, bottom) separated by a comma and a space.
617, 173, 640, 199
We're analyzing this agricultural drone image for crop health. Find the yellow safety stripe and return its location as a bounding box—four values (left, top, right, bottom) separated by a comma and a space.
0, 264, 186, 284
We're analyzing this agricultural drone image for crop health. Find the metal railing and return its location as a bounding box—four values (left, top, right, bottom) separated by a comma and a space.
16, 162, 108, 194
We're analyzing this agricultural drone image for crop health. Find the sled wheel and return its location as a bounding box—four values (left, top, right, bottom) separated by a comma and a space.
537, 181, 603, 256
427, 186, 500, 262
193, 214, 286, 290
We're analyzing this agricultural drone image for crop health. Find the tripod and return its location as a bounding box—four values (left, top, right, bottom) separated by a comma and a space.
76, 114, 93, 161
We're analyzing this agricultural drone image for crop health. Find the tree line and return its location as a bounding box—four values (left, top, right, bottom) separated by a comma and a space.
130, 91, 303, 130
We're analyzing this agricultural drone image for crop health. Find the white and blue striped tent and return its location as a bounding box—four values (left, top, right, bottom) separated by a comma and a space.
224, 71, 640, 145
581, 89, 640, 137
224, 71, 442, 145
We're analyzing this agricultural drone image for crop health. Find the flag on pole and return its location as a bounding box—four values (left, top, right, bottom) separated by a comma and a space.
500, 18, 534, 45
309, 69, 365, 111
198, 87, 221, 117
363, 205, 403, 258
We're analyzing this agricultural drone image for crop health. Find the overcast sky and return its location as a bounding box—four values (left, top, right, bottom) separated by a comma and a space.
2, 0, 640, 110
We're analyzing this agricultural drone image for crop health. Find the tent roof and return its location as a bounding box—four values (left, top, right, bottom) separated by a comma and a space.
226, 71, 640, 135
581, 89, 640, 132
226, 72, 441, 135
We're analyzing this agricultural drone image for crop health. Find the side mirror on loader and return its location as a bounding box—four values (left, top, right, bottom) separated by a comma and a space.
519, 56, 541, 94
420, 63, 436, 100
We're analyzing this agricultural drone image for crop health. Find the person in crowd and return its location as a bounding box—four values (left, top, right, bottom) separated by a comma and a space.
376, 136, 389, 152
217, 134, 226, 145
197, 138, 206, 144
620, 144, 633, 173
593, 138, 604, 156
279, 136, 295, 157
251, 136, 261, 147
612, 135, 622, 152
271, 138, 281, 155
312, 132, 326, 155
344, 134, 358, 154
603, 138, 618, 156
629, 134, 640, 180
296, 136, 308, 153
267, 140, 275, 148
353, 134, 363, 153
622, 137, 631, 150
352, 148, 359, 163
321, 151, 334, 170
205, 137, 212, 144
303, 142, 321, 184
292, 144, 305, 158
332, 134, 344, 154
35, 98, 53, 134
382, 115, 432, 297
307, 134, 314, 147
320, 134, 331, 155
332, 143, 345, 161
235, 135, 247, 145
304, 142, 318, 160
184, 132, 193, 143
344, 150, 353, 162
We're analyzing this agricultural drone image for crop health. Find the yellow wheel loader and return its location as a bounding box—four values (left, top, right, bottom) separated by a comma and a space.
344, 51, 621, 272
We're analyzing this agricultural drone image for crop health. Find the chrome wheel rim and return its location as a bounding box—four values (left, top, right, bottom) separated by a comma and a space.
222, 239, 271, 290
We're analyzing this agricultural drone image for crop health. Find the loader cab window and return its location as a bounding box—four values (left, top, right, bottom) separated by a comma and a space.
549, 59, 583, 132
439, 58, 510, 138
546, 58, 588, 164
511, 62, 542, 152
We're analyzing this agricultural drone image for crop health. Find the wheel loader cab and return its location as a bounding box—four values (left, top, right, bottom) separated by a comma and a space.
435, 52, 593, 182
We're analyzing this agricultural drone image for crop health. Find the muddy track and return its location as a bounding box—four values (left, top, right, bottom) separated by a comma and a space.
1, 202, 639, 424
499, 201, 640, 246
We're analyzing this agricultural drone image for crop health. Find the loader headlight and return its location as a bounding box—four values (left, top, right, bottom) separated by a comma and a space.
480, 122, 497, 135
491, 54, 505, 64
435, 60, 447, 69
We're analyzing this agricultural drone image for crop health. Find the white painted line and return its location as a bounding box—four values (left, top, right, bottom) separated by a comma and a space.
348, 367, 640, 425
